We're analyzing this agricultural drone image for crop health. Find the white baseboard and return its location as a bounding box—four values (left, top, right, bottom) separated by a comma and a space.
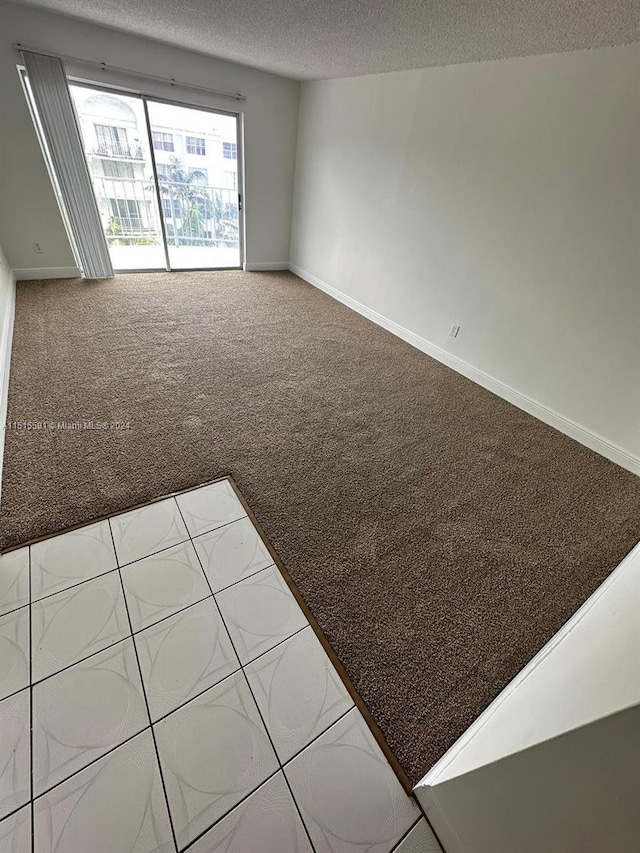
290, 263, 640, 476
0, 271, 17, 506
244, 262, 289, 271
14, 266, 82, 281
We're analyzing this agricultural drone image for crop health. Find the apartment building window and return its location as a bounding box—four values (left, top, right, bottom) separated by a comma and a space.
188, 168, 208, 184
95, 124, 129, 156
186, 135, 206, 155
109, 198, 142, 231
162, 197, 182, 219
152, 131, 174, 152
102, 160, 135, 179
222, 142, 237, 159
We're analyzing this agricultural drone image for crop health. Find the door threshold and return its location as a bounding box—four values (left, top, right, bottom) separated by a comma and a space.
111, 266, 244, 274
113, 268, 167, 274
168, 266, 243, 272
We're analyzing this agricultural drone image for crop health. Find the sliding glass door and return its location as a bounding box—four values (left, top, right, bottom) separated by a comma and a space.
70, 85, 166, 271
146, 100, 241, 270
69, 84, 242, 272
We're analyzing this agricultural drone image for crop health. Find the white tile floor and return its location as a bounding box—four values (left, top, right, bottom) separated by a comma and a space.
0, 478, 442, 853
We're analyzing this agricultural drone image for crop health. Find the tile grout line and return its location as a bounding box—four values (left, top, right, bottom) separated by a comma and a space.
244, 622, 308, 665
183, 497, 318, 853
107, 518, 180, 853
411, 791, 446, 852
29, 565, 118, 609
125, 592, 211, 634
0, 803, 31, 828
0, 599, 30, 619
173, 496, 247, 543
149, 667, 236, 727
184, 511, 248, 542
112, 533, 194, 571
27, 725, 153, 804
29, 519, 119, 607
0, 683, 36, 706
281, 704, 355, 770
173, 497, 263, 851
389, 815, 424, 852
239, 665, 319, 853
195, 562, 278, 595
278, 709, 355, 852
178, 766, 282, 853
29, 635, 131, 691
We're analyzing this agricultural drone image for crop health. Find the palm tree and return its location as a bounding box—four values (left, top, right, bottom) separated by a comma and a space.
157, 156, 212, 246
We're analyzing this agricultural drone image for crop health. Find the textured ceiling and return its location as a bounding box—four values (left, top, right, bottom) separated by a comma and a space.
11, 0, 640, 80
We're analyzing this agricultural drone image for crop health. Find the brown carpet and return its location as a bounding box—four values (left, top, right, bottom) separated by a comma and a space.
2, 270, 639, 784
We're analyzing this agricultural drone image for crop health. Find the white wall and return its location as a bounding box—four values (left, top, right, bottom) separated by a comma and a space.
290, 44, 640, 465
416, 704, 640, 853
0, 241, 16, 498
0, 2, 300, 273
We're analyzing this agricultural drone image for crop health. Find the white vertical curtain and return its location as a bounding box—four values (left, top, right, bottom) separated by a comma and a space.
22, 50, 113, 279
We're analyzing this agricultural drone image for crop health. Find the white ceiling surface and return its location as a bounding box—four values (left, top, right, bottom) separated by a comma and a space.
12, 0, 640, 80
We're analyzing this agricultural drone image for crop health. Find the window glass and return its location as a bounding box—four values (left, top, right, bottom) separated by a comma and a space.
152, 131, 174, 152
95, 124, 129, 156
102, 160, 135, 179
186, 135, 206, 155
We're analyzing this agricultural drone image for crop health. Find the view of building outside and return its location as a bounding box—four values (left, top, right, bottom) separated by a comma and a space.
70, 85, 241, 270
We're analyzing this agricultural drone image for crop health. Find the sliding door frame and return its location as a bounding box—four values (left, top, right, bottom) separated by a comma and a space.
67, 79, 165, 273
141, 97, 172, 271
144, 94, 245, 273
68, 77, 245, 273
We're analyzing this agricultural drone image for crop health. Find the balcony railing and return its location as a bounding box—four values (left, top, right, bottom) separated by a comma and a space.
89, 141, 145, 160
89, 175, 240, 249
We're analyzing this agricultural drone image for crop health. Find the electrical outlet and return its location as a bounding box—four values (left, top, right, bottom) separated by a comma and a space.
31, 241, 44, 254
449, 323, 461, 338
